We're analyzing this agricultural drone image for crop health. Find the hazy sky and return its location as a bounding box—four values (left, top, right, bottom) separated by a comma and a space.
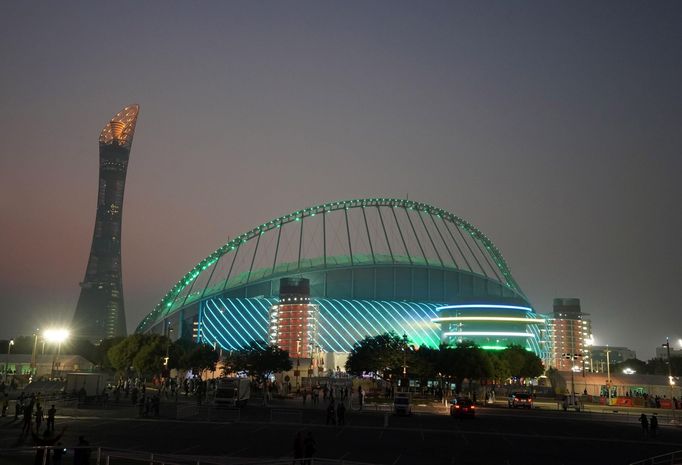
1, 1, 680, 359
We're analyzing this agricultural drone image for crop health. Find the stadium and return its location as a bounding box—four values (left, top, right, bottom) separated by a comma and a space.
136, 198, 545, 358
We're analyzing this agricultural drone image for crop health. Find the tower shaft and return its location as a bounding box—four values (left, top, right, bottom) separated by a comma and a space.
72, 105, 139, 342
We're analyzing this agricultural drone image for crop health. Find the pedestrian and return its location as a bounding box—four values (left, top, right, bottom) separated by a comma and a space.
35, 404, 44, 432
650, 414, 659, 437
47, 405, 56, 432
22, 402, 33, 435
303, 432, 316, 465
1, 393, 8, 417
639, 413, 649, 437
73, 435, 91, 465
32, 426, 67, 465
326, 402, 336, 425
292, 431, 304, 465
359, 386, 365, 410
337, 401, 346, 425
15, 398, 22, 421
52, 442, 66, 465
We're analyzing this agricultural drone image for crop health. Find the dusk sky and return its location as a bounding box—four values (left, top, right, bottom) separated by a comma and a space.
1, 1, 680, 359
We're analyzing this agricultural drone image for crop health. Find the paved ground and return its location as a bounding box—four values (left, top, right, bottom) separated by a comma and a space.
2, 396, 682, 465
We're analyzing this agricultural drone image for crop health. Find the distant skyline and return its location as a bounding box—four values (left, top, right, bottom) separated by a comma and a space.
1, 1, 681, 359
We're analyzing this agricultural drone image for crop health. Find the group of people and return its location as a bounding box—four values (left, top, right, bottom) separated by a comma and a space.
14, 393, 57, 436
639, 413, 660, 437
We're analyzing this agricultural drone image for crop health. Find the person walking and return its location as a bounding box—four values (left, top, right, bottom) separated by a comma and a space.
639, 413, 649, 437
292, 431, 304, 465
303, 432, 316, 465
32, 426, 67, 465
337, 401, 346, 425
326, 402, 336, 425
47, 405, 56, 432
22, 402, 33, 435
73, 436, 91, 465
35, 404, 44, 432
650, 414, 659, 437
2, 393, 8, 417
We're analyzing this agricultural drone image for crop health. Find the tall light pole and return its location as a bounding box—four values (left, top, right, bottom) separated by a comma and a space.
606, 346, 612, 406
5, 340, 14, 383
663, 337, 677, 424
44, 329, 70, 379
31, 329, 40, 377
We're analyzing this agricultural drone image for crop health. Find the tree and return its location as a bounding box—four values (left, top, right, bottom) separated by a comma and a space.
345, 333, 408, 380
108, 334, 170, 377
437, 341, 493, 393
181, 343, 220, 375
223, 340, 292, 382
499, 345, 543, 379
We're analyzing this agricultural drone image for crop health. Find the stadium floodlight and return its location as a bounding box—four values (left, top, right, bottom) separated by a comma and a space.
44, 328, 70, 379
44, 328, 70, 343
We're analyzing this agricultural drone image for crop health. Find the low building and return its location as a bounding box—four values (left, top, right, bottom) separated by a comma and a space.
655, 346, 682, 359
1, 354, 95, 379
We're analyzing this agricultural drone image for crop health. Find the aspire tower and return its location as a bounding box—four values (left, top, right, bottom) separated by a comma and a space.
72, 105, 140, 342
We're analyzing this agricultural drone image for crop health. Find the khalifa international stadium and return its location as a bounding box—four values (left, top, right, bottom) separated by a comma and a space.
136, 198, 546, 358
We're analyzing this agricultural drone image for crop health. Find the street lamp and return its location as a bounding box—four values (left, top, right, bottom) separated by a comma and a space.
44, 328, 70, 379
606, 346, 612, 405
31, 329, 40, 376
5, 340, 14, 383
663, 337, 677, 424
563, 352, 583, 406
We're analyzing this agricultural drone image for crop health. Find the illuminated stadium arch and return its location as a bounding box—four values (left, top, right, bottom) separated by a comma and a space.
137, 198, 545, 357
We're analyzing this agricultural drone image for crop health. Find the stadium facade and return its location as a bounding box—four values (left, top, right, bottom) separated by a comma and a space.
72, 105, 139, 342
137, 198, 545, 358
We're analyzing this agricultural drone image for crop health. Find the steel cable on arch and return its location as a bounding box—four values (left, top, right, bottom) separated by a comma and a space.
137, 198, 524, 333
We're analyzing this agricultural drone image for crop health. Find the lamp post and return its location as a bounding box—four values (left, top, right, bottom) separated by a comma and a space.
663, 337, 677, 424
5, 340, 14, 383
44, 329, 70, 379
563, 352, 582, 406
31, 329, 39, 376
606, 346, 612, 406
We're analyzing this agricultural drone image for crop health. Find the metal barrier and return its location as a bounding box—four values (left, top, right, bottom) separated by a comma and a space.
0, 447, 378, 465
629, 449, 682, 465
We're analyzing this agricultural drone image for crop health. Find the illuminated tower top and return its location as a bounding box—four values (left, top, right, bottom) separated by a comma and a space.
98, 104, 140, 149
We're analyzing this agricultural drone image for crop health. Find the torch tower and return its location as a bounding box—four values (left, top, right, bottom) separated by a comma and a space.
72, 105, 140, 342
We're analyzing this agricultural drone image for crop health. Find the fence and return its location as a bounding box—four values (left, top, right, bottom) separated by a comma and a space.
629, 449, 682, 465
0, 447, 378, 465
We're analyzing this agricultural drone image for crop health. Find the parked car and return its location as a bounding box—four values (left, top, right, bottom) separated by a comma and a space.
450, 398, 476, 418
393, 393, 412, 415
508, 392, 533, 409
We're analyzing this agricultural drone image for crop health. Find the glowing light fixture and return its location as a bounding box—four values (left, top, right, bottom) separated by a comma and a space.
436, 304, 533, 312
44, 329, 70, 344
432, 316, 545, 323
443, 331, 534, 338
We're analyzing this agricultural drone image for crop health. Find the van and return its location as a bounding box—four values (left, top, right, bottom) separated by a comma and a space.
393, 392, 412, 415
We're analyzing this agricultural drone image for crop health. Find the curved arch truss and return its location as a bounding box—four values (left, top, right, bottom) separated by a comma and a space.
138, 198, 525, 333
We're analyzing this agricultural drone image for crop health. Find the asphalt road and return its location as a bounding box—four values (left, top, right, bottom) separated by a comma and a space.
2, 399, 681, 465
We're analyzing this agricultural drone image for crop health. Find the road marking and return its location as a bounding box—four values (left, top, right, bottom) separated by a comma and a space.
391, 454, 401, 465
